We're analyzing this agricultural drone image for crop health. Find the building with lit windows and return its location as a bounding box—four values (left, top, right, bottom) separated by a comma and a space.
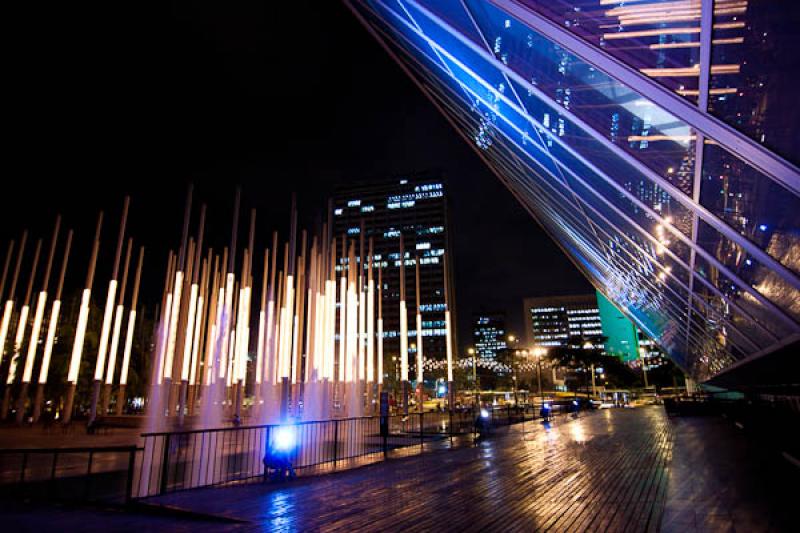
472, 312, 507, 361
524, 294, 604, 349
332, 172, 455, 380
347, 0, 800, 387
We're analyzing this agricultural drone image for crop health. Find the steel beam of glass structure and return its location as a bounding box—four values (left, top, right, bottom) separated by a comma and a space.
346, 0, 800, 382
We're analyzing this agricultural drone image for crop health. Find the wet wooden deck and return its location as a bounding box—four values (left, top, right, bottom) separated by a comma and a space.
152, 407, 675, 531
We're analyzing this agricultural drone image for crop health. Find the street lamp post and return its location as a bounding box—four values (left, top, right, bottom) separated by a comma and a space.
468, 347, 477, 408
508, 335, 519, 405
533, 348, 546, 404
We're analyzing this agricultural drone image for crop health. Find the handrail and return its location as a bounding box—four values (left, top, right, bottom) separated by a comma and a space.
141, 408, 478, 437
0, 445, 140, 454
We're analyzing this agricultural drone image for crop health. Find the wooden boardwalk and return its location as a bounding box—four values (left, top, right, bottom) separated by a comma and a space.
152, 407, 675, 531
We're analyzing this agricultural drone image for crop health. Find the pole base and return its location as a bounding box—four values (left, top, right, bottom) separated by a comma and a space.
115, 384, 126, 416
62, 383, 77, 424
15, 382, 30, 424
32, 383, 45, 423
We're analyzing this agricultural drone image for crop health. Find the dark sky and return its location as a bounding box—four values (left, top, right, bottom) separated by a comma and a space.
4, 1, 590, 348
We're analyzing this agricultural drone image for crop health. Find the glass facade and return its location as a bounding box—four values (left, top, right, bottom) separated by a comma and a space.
347, 0, 800, 381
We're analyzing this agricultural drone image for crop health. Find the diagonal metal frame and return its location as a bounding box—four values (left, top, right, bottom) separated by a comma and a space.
489, 0, 800, 196
400, 0, 800, 298
363, 8, 772, 363
366, 0, 799, 334
347, 0, 797, 377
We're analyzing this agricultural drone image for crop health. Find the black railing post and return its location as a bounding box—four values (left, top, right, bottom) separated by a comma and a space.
333, 419, 339, 467
419, 412, 424, 448
126, 447, 136, 504
262, 426, 271, 482
448, 409, 453, 446
383, 420, 388, 457
159, 434, 171, 495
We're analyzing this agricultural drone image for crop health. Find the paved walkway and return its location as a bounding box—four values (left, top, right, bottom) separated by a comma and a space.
4, 406, 796, 531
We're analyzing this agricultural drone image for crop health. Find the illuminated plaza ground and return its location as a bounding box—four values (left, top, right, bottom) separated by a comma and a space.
3, 406, 795, 532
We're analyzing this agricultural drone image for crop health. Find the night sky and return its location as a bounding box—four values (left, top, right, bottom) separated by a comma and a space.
4, 1, 590, 349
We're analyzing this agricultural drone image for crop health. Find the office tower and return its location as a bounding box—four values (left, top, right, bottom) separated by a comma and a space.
523, 294, 604, 349
472, 312, 507, 361
332, 171, 455, 384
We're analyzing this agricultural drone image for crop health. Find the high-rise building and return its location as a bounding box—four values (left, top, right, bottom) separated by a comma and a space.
523, 294, 604, 349
331, 172, 456, 382
348, 0, 800, 385
524, 292, 666, 369
472, 312, 507, 361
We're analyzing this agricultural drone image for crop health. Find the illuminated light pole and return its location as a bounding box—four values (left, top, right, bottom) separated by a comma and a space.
164, 187, 193, 419
356, 224, 365, 411
187, 216, 208, 416
64, 213, 102, 424
264, 233, 278, 397
33, 230, 73, 422
338, 237, 346, 413
177, 209, 204, 425
292, 231, 307, 416
0, 238, 19, 374
398, 233, 409, 416
414, 253, 423, 412
89, 196, 129, 427
0, 236, 26, 369
443, 252, 454, 409
366, 238, 375, 412
202, 255, 220, 392
345, 241, 358, 417
102, 238, 133, 415
302, 238, 317, 419
188, 251, 210, 414
376, 263, 383, 402
235, 209, 256, 421
255, 248, 269, 409
181, 206, 206, 419
116, 246, 143, 415
18, 217, 61, 423
279, 197, 297, 421
2, 238, 41, 420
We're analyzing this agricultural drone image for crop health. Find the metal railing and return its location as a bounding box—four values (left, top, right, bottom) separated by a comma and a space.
135, 403, 571, 498
0, 445, 140, 503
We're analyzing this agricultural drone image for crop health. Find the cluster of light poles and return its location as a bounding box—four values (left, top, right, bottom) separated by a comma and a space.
143, 189, 457, 426
0, 187, 459, 427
